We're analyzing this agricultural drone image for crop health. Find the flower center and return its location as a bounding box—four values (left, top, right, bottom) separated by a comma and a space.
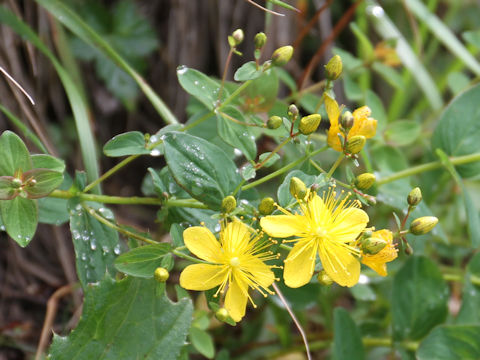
230, 257, 240, 267
316, 227, 328, 239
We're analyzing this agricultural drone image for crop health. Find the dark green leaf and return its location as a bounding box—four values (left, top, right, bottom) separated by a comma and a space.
416, 325, 480, 360
258, 152, 280, 167
31, 154, 66, 172
392, 256, 448, 340
0, 196, 37, 247
23, 168, 64, 199
190, 327, 215, 359
69, 204, 120, 287
114, 243, 172, 278
163, 132, 240, 210
456, 253, 480, 324
333, 307, 365, 360
432, 83, 480, 178
104, 131, 150, 157
384, 120, 421, 146
234, 61, 263, 81
48, 277, 193, 360
0, 130, 32, 176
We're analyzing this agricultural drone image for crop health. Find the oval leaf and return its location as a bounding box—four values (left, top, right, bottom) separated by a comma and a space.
234, 61, 263, 81
0, 130, 32, 176
103, 131, 150, 157
24, 168, 64, 199
333, 308, 365, 360
114, 243, 172, 278
31, 154, 66, 172
0, 196, 37, 247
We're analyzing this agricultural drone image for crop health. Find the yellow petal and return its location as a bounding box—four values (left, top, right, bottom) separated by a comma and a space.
361, 229, 397, 276
351, 106, 377, 139
362, 257, 388, 276
352, 105, 371, 120
222, 221, 250, 255
318, 240, 360, 287
183, 226, 222, 263
283, 239, 317, 288
225, 276, 248, 322
242, 256, 275, 289
307, 192, 329, 226
179, 264, 227, 290
330, 207, 369, 243
327, 125, 344, 152
325, 93, 340, 127
260, 215, 307, 238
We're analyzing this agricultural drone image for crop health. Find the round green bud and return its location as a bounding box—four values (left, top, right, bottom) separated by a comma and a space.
317, 270, 333, 286
325, 55, 343, 80
361, 237, 387, 255
345, 135, 366, 154
410, 216, 438, 235
154, 267, 170, 282
267, 116, 282, 129
271, 45, 294, 67
289, 177, 307, 200
299, 114, 322, 135
221, 195, 237, 213
407, 187, 422, 206
340, 111, 354, 129
354, 173, 376, 190
288, 104, 299, 119
259, 197, 275, 215
215, 308, 229, 322
232, 29, 244, 45
254, 32, 267, 49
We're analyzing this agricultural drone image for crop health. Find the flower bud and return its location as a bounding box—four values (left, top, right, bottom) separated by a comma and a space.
271, 45, 293, 67
354, 173, 376, 190
299, 114, 321, 135
254, 32, 267, 49
267, 116, 282, 129
154, 267, 170, 282
410, 216, 438, 235
221, 195, 237, 213
215, 308, 229, 322
407, 187, 422, 206
259, 197, 275, 215
317, 270, 333, 286
361, 237, 387, 255
340, 111, 354, 129
289, 177, 307, 200
232, 29, 244, 45
345, 135, 366, 154
325, 55, 343, 80
11, 177, 23, 189
288, 104, 299, 119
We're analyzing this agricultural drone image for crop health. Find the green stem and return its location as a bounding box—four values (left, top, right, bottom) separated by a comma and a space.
255, 135, 293, 170
376, 152, 480, 186
172, 249, 208, 264
326, 153, 344, 179
309, 159, 351, 188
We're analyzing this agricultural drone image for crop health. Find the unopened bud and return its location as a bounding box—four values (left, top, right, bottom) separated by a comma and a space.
254, 32, 267, 49
340, 111, 354, 129
215, 308, 229, 322
11, 177, 23, 188
317, 270, 333, 286
271, 45, 294, 67
325, 55, 343, 80
267, 116, 282, 129
154, 267, 169, 282
288, 104, 299, 119
290, 177, 307, 200
407, 187, 422, 206
345, 135, 366, 154
361, 237, 387, 255
410, 216, 438, 235
232, 29, 244, 45
299, 114, 321, 135
259, 197, 275, 215
221, 195, 237, 213
354, 173, 376, 190
404, 242, 414, 255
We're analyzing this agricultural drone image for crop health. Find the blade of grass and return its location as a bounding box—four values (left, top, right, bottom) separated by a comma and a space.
366, 1, 443, 111
35, 0, 178, 125
0, 6, 101, 193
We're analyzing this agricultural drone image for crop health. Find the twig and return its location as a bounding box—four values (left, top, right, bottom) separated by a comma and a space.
245, 0, 285, 16
0, 65, 35, 105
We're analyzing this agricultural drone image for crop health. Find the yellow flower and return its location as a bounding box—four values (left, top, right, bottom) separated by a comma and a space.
260, 189, 369, 288
361, 229, 398, 276
179, 221, 276, 322
325, 94, 377, 152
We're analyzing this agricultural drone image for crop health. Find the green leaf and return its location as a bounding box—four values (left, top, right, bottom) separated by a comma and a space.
163, 132, 240, 210
48, 277, 193, 360
0, 176, 18, 200
384, 120, 421, 146
365, 90, 387, 132
446, 72, 470, 95
38, 173, 72, 225
241, 163, 256, 181
216, 106, 257, 160
392, 256, 448, 341
114, 243, 172, 278
333, 307, 365, 360
190, 327, 215, 359
259, 152, 280, 167
103, 131, 150, 157
31, 154, 66, 172
463, 30, 480, 48
456, 253, 480, 324
416, 325, 480, 360
69, 204, 120, 288
432, 83, 480, 178
372, 62, 404, 90
0, 130, 32, 176
0, 196, 37, 247
234, 61, 263, 81
243, 69, 279, 112
23, 169, 64, 199
177, 66, 227, 110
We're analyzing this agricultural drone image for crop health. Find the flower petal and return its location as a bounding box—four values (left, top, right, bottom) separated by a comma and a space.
179, 264, 227, 290
361, 229, 397, 276
283, 239, 317, 288
327, 126, 344, 152
318, 240, 360, 287
325, 93, 340, 127
222, 221, 250, 256
307, 192, 329, 226
183, 226, 222, 263
351, 106, 377, 139
260, 215, 307, 238
330, 207, 369, 243
242, 256, 275, 289
225, 276, 248, 322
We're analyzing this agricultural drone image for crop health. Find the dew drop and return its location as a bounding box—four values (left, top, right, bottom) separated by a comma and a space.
113, 245, 121, 255
150, 149, 161, 157
177, 65, 188, 75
